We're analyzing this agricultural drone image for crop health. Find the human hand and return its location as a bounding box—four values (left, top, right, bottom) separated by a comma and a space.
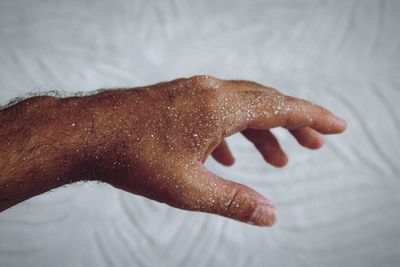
67, 75, 346, 227
0, 76, 345, 223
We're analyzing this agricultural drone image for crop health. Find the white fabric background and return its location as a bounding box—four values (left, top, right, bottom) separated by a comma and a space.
0, 0, 399, 266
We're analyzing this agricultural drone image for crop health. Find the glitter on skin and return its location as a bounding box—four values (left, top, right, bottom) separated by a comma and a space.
55, 75, 345, 227
0, 75, 347, 225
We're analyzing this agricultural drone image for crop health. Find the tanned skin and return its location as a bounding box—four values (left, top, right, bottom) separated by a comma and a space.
0, 76, 347, 227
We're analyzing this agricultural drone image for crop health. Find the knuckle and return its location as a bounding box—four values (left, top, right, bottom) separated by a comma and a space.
282, 95, 301, 113
284, 95, 311, 108
224, 186, 255, 220
189, 75, 221, 89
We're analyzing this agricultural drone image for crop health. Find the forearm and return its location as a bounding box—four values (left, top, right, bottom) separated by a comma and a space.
0, 96, 89, 212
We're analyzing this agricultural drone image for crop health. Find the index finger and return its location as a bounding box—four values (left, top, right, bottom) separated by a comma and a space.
250, 95, 347, 134
219, 80, 347, 135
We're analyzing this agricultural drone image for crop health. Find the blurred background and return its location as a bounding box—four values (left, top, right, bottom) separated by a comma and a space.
0, 0, 399, 266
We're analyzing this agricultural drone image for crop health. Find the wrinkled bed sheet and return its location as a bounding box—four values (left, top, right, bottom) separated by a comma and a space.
0, 0, 399, 266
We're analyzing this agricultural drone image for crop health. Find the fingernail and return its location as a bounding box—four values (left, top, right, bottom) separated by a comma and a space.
334, 115, 347, 127
277, 153, 288, 167
249, 204, 276, 227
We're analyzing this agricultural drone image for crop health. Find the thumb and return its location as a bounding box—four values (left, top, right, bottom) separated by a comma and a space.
172, 162, 276, 227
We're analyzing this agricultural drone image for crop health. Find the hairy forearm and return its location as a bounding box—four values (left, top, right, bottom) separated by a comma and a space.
0, 95, 91, 212
0, 88, 146, 212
